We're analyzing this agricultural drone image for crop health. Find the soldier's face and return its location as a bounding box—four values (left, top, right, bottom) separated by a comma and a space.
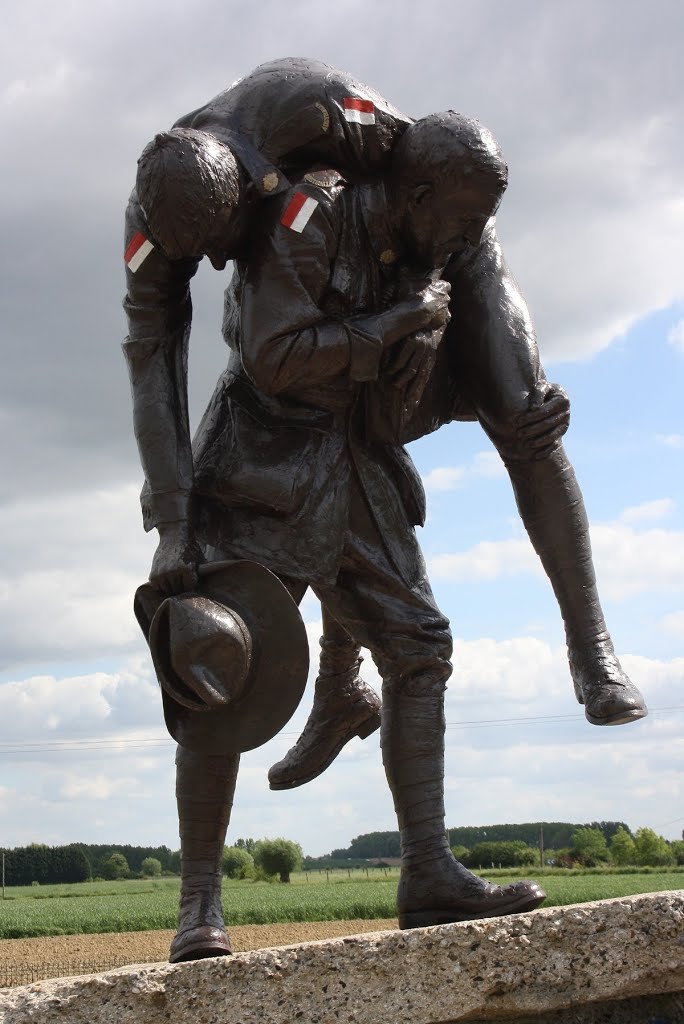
402, 173, 504, 269
200, 203, 238, 270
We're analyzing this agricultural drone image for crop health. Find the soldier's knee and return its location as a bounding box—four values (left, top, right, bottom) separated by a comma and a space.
379, 634, 453, 698
484, 381, 563, 464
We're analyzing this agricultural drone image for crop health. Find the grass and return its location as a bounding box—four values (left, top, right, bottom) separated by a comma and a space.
0, 869, 681, 940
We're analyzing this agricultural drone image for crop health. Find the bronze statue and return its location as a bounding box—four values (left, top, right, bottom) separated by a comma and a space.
123, 59, 645, 962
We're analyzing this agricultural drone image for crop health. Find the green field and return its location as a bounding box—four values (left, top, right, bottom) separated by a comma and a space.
0, 870, 682, 939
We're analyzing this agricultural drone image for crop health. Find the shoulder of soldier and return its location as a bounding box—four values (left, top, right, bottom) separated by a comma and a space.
124, 190, 159, 276
275, 174, 348, 239
124, 189, 199, 286
301, 168, 345, 189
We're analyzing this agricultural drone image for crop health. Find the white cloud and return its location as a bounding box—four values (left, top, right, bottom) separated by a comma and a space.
591, 522, 684, 600
447, 636, 562, 704
472, 451, 507, 479
422, 466, 466, 491
428, 509, 684, 601
620, 498, 675, 524
429, 537, 539, 582
656, 434, 684, 449
2, 639, 682, 852
668, 318, 684, 353
0, 658, 164, 743
501, 116, 684, 362
0, 484, 155, 669
662, 611, 684, 637
422, 451, 506, 493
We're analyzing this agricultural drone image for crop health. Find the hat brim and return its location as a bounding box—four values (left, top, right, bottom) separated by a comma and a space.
135, 561, 309, 754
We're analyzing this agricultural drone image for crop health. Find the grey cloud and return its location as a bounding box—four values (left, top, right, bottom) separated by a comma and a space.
0, 0, 681, 736
2, 0, 682, 504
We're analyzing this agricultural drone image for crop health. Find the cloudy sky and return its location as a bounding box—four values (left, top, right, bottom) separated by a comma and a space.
1, 0, 682, 860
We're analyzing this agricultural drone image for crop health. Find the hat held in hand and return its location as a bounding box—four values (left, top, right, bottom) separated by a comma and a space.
134, 560, 309, 755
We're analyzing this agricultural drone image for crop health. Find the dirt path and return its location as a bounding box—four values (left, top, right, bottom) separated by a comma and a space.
0, 919, 398, 986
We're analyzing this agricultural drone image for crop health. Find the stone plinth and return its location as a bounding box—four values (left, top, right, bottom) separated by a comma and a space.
1, 891, 683, 1023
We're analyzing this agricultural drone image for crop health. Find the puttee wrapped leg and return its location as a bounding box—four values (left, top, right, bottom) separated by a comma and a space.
505, 446, 647, 726
170, 746, 239, 963
381, 684, 545, 929
268, 605, 380, 790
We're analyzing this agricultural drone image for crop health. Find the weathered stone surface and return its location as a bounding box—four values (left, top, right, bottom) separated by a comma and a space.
1, 891, 683, 1023
465, 989, 684, 1023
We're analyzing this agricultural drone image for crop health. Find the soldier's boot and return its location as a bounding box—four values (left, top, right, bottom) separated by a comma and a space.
169, 746, 239, 963
381, 686, 546, 929
268, 630, 380, 791
506, 447, 647, 726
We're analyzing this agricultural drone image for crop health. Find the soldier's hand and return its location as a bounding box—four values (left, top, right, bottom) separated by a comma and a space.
414, 280, 451, 329
384, 327, 444, 410
150, 521, 202, 596
516, 383, 571, 459
379, 279, 450, 348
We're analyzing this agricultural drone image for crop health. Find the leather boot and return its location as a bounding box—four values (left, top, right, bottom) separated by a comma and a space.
169, 746, 239, 963
382, 687, 545, 929
268, 635, 380, 790
506, 448, 647, 726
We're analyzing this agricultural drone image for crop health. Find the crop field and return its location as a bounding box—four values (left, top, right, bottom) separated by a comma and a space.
0, 869, 682, 940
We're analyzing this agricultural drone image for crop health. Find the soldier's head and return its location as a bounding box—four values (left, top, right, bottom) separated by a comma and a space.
136, 128, 242, 268
390, 112, 508, 268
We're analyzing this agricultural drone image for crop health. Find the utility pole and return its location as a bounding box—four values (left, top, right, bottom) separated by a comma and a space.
2, 851, 5, 899
539, 825, 544, 869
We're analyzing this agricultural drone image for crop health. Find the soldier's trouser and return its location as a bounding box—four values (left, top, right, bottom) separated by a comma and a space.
312, 478, 452, 698
180, 476, 453, 918
310, 476, 453, 868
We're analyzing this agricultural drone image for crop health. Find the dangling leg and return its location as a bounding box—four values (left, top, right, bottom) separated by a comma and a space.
504, 444, 647, 725
446, 241, 647, 727
268, 603, 380, 790
170, 745, 239, 963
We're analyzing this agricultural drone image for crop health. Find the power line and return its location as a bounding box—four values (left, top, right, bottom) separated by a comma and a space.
0, 705, 682, 755
445, 705, 684, 731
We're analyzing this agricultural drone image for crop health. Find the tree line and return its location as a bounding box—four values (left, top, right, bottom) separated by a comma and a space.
321, 821, 684, 869
0, 844, 179, 886
4, 823, 682, 885
0, 839, 305, 887
328, 822, 629, 861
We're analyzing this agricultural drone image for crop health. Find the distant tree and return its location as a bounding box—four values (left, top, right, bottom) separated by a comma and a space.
450, 845, 469, 863
670, 840, 684, 866
549, 848, 577, 868
324, 822, 630, 863
102, 852, 130, 879
463, 841, 538, 869
346, 832, 401, 859
570, 828, 609, 867
254, 839, 303, 883
514, 845, 538, 866
585, 822, 630, 845
141, 857, 162, 878
223, 846, 254, 879
609, 827, 636, 866
633, 828, 674, 867
58, 846, 91, 883
235, 838, 257, 854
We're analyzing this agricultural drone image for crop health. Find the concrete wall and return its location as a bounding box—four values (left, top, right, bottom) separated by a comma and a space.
1, 891, 683, 1023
